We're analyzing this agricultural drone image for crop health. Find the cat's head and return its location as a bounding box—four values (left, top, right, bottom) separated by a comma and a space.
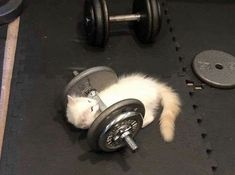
66, 95, 100, 129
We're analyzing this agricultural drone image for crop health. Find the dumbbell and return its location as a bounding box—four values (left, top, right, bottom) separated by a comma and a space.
84, 0, 162, 46
0, 0, 23, 24
64, 66, 145, 152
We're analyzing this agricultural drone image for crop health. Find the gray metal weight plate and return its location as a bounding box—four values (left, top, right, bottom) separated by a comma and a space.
64, 66, 118, 104
0, 0, 23, 24
193, 50, 235, 88
98, 111, 143, 152
87, 99, 145, 152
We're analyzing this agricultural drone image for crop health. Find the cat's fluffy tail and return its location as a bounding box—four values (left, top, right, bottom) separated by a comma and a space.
158, 83, 181, 142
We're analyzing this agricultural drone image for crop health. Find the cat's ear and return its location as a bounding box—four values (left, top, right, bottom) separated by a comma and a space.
67, 95, 76, 104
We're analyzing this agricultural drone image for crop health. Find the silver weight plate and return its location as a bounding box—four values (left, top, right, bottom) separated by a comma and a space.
64, 66, 118, 104
193, 50, 235, 88
87, 99, 145, 152
98, 111, 143, 152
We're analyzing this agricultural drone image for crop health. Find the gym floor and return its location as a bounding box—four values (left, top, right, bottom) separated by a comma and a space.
0, 0, 235, 175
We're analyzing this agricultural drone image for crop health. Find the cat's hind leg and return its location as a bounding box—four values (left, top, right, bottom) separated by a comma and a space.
142, 110, 155, 128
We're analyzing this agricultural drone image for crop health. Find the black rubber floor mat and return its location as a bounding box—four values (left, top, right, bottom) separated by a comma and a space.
0, 0, 214, 175
0, 25, 7, 88
167, 0, 235, 174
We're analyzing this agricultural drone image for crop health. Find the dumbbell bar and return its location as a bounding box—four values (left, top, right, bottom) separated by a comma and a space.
109, 14, 142, 22
85, 14, 142, 24
84, 0, 161, 47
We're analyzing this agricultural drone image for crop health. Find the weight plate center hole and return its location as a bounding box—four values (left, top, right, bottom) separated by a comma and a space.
215, 63, 224, 70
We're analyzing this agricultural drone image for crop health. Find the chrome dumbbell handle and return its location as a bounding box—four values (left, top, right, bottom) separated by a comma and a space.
109, 14, 142, 22
88, 90, 107, 112
121, 131, 138, 151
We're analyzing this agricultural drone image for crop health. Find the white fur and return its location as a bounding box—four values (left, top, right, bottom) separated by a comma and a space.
66, 73, 181, 142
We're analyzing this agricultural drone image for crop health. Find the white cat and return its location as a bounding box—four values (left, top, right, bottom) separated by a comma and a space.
66, 73, 181, 142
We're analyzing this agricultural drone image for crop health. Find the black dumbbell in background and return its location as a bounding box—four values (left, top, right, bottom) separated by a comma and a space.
84, 0, 162, 47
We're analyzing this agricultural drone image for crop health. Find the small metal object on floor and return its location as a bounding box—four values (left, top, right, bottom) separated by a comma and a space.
193, 50, 235, 89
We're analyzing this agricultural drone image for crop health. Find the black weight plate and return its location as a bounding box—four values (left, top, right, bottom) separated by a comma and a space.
84, 0, 96, 44
0, 0, 23, 24
149, 0, 161, 41
64, 66, 118, 105
0, 0, 9, 6
192, 50, 235, 88
100, 0, 109, 46
84, 0, 108, 46
133, 0, 152, 43
87, 99, 145, 152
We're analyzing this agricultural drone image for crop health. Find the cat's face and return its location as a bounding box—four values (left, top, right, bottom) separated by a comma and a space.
66, 96, 100, 129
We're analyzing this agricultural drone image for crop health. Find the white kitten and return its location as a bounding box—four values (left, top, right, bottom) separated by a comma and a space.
66, 73, 181, 142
